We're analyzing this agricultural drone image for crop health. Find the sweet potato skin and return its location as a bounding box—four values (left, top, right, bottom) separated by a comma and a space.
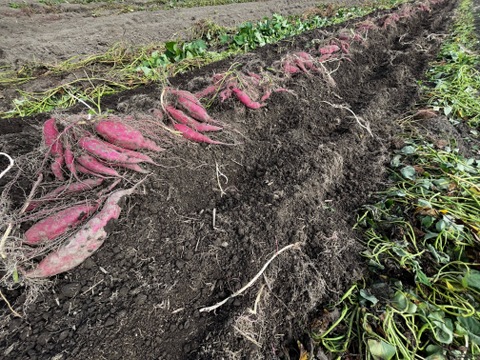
24, 204, 98, 245
95, 119, 163, 152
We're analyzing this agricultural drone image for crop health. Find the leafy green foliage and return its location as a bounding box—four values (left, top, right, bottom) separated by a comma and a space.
313, 0, 480, 358
424, 0, 480, 126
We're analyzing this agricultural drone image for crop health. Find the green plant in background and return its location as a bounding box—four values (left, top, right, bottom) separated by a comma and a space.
315, 143, 480, 359
424, 0, 480, 126
313, 0, 480, 358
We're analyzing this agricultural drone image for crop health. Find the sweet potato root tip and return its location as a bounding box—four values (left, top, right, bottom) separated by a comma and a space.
173, 124, 227, 145
25, 188, 137, 278
114, 162, 150, 174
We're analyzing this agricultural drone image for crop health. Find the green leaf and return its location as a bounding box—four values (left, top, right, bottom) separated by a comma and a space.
360, 289, 378, 305
400, 166, 416, 180
429, 312, 453, 344
421, 216, 435, 229
436, 219, 447, 232
367, 339, 396, 360
462, 269, 480, 292
400, 145, 416, 154
165, 41, 178, 54
444, 105, 453, 116
425, 344, 445, 357
391, 291, 417, 313
390, 155, 402, 168
456, 317, 480, 345
415, 268, 432, 286
426, 244, 450, 264
12, 268, 19, 283
418, 199, 432, 208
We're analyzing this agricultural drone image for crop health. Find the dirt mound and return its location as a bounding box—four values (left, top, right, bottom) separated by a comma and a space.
0, 1, 456, 359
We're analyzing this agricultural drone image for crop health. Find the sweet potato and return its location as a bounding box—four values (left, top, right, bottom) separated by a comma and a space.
75, 163, 107, 178
24, 203, 98, 245
95, 119, 163, 152
284, 62, 300, 74
43, 118, 61, 153
319, 45, 340, 55
174, 124, 227, 145
43, 118, 65, 180
79, 137, 147, 165
167, 88, 204, 108
176, 96, 215, 123
232, 88, 265, 109
195, 85, 219, 99
165, 105, 223, 132
25, 187, 136, 278
76, 154, 120, 177
114, 162, 149, 174
26, 178, 104, 211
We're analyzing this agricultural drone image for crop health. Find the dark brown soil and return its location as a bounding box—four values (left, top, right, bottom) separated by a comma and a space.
0, 1, 457, 359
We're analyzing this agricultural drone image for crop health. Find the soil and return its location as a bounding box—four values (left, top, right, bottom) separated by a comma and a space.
0, 0, 461, 359
0, 0, 365, 68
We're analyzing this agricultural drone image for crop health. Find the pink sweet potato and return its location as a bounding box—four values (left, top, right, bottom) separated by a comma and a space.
319, 45, 340, 55
79, 137, 147, 165
114, 162, 149, 174
176, 96, 215, 123
25, 187, 136, 278
24, 203, 98, 245
26, 178, 104, 211
51, 160, 65, 182
232, 88, 265, 109
43, 118, 65, 181
98, 140, 157, 164
174, 124, 227, 145
95, 119, 163, 152
167, 88, 204, 108
165, 105, 223, 132
284, 62, 300, 74
195, 85, 219, 99
76, 154, 120, 177
43, 118, 61, 153
75, 163, 106, 178
260, 90, 272, 103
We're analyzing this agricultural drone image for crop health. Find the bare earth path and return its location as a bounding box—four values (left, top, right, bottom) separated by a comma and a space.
0, 0, 365, 68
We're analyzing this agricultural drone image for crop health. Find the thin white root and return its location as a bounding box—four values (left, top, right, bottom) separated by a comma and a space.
0, 152, 14, 180
199, 242, 302, 313
0, 173, 43, 259
320, 101, 373, 137
0, 289, 22, 318
64, 89, 95, 114
215, 161, 228, 197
